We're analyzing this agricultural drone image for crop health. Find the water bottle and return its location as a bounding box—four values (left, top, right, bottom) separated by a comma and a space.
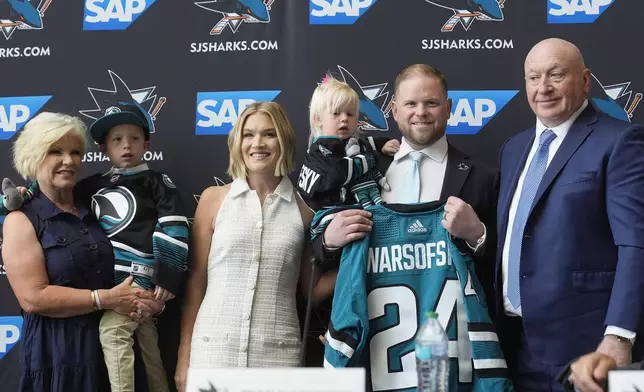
415, 311, 449, 392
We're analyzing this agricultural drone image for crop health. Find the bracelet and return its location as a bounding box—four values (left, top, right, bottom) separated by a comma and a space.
94, 290, 103, 310
90, 290, 98, 310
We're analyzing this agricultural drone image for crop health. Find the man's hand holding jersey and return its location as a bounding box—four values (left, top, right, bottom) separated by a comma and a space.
322, 209, 373, 249
442, 196, 486, 249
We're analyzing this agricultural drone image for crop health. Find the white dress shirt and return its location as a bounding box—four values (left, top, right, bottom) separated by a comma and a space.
501, 100, 635, 342
382, 135, 486, 252
381, 136, 448, 204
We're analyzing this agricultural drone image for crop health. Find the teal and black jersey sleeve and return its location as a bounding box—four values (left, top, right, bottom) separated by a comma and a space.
150, 172, 189, 296
296, 136, 378, 210
323, 231, 370, 368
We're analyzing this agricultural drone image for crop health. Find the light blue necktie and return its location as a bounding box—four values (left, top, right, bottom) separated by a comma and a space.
507, 130, 557, 309
402, 151, 425, 203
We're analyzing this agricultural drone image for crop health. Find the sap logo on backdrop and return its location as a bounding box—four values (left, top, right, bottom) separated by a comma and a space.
0, 0, 53, 40
547, 0, 614, 23
424, 0, 505, 32
446, 90, 518, 134
195, 91, 281, 135
0, 96, 52, 140
195, 0, 274, 35
79, 70, 166, 161
83, 0, 158, 30
325, 66, 392, 131
309, 0, 377, 24
590, 74, 642, 122
0, 316, 22, 360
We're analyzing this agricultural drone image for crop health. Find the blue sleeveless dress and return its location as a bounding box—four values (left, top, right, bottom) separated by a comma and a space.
18, 190, 114, 392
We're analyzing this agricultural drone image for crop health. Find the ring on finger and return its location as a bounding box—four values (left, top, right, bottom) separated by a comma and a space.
137, 309, 143, 316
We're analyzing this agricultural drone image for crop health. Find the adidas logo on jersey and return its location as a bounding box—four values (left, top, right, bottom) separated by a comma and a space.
408, 219, 428, 233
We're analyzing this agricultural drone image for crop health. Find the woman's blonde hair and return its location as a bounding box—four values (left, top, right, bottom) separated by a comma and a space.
227, 101, 295, 180
12, 112, 88, 180
308, 78, 359, 146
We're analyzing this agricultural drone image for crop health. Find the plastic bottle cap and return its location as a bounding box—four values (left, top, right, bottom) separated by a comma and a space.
425, 311, 438, 319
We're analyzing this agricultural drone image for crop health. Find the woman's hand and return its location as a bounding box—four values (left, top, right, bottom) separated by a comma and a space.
101, 276, 140, 316
175, 346, 191, 392
132, 289, 165, 322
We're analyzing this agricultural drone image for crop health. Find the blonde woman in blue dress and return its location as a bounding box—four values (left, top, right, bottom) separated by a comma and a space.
174, 102, 335, 392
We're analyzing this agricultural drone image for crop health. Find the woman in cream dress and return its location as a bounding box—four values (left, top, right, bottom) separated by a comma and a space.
175, 102, 335, 391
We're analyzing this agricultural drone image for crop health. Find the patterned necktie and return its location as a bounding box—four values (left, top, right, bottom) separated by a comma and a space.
507, 130, 557, 309
402, 151, 425, 204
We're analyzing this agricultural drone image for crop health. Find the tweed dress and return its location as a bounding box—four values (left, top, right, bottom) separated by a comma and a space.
189, 177, 305, 368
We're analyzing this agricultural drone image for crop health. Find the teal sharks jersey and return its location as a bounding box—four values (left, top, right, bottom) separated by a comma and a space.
323, 202, 513, 392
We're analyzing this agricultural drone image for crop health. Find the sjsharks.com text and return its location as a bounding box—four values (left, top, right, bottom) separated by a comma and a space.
422, 38, 514, 50
190, 40, 278, 53
83, 151, 164, 163
0, 46, 51, 58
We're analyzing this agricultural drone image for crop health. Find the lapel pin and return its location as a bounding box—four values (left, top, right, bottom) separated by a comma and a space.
458, 163, 469, 171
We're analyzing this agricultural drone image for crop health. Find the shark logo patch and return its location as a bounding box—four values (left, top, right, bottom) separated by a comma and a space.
91, 186, 137, 237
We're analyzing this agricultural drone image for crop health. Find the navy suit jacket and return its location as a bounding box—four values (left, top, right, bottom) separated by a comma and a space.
496, 104, 644, 365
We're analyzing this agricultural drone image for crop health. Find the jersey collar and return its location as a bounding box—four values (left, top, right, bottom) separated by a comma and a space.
102, 163, 149, 177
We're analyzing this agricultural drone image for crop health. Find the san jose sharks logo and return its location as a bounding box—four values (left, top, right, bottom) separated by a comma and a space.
424, 0, 506, 32
195, 0, 274, 35
590, 74, 642, 122
324, 65, 392, 132
91, 186, 137, 237
0, 0, 52, 40
190, 176, 227, 225
79, 70, 167, 135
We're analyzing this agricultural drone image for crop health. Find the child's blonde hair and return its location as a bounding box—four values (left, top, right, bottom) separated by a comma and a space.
308, 78, 359, 146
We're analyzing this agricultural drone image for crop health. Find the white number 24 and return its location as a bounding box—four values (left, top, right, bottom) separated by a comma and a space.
367, 281, 473, 391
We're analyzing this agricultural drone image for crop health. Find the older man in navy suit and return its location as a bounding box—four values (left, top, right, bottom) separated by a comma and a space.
496, 37, 644, 391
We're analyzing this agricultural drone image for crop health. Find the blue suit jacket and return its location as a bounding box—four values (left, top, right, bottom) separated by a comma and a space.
496, 104, 644, 365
